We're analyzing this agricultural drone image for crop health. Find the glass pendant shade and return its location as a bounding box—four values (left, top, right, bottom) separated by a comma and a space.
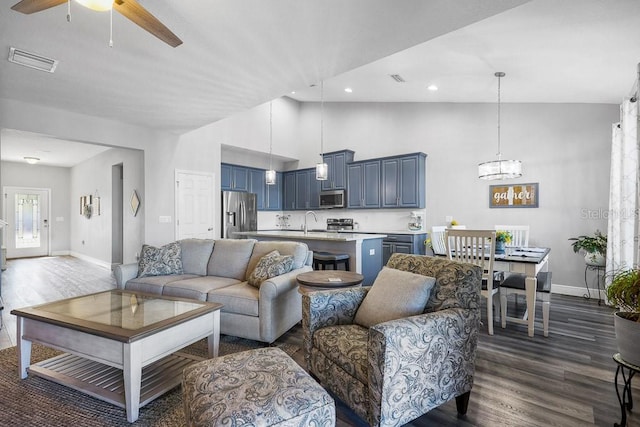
478, 158, 522, 180
75, 0, 113, 11
478, 71, 522, 180
316, 162, 328, 180
265, 169, 276, 185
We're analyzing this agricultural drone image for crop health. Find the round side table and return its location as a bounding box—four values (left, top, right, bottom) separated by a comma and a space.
296, 270, 364, 293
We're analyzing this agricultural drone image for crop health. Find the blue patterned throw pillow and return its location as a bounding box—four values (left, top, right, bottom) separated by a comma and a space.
137, 242, 183, 278
247, 250, 294, 287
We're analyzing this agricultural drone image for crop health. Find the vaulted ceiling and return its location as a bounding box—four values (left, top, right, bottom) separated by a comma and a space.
2, 0, 640, 165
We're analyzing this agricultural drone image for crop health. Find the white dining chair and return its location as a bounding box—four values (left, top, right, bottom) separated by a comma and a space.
445, 229, 500, 335
494, 225, 530, 248
430, 226, 447, 256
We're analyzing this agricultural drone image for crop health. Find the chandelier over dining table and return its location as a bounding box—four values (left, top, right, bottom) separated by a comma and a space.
478, 72, 522, 180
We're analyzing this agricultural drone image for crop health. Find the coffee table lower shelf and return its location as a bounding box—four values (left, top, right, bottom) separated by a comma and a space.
29, 351, 203, 409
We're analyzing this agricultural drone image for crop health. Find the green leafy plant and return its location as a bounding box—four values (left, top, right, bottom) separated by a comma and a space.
569, 230, 607, 255
495, 230, 512, 243
606, 268, 640, 321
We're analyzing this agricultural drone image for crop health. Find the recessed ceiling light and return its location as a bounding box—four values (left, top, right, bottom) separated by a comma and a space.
427, 85, 438, 91
24, 157, 40, 164
344, 88, 353, 93
291, 91, 296, 94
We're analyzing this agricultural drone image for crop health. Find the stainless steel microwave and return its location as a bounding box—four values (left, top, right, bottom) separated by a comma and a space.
319, 190, 345, 209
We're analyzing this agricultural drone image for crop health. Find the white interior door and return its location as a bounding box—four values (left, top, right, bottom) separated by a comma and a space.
175, 171, 215, 240
3, 187, 50, 258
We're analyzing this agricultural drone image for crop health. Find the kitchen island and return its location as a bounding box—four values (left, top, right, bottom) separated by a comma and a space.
233, 230, 386, 285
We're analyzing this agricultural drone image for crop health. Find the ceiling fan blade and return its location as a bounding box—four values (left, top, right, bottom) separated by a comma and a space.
11, 0, 67, 14
113, 0, 182, 47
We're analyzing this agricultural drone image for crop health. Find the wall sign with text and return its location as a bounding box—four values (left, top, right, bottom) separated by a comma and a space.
489, 183, 539, 208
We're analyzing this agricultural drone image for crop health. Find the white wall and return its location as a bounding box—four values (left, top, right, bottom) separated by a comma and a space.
70, 147, 144, 266
1, 161, 71, 255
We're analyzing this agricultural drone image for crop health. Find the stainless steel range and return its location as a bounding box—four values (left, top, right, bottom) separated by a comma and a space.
326, 218, 354, 231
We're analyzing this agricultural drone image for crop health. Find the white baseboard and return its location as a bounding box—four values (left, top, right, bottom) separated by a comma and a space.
68, 251, 112, 271
51, 250, 70, 256
552, 283, 606, 300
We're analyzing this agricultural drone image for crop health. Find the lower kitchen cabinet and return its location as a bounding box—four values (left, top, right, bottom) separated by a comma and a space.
381, 233, 428, 265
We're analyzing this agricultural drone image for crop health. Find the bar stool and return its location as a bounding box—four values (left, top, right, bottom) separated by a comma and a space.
313, 251, 350, 271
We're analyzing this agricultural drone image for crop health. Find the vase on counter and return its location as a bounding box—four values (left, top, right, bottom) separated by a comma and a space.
495, 241, 506, 254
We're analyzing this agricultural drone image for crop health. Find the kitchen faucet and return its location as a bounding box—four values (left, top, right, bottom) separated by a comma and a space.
304, 211, 318, 234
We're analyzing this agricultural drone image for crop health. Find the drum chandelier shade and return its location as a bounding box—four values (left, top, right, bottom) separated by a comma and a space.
478, 72, 522, 180
316, 81, 328, 180
265, 101, 276, 185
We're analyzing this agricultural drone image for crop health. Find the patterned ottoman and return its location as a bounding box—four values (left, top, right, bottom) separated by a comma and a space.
182, 347, 335, 426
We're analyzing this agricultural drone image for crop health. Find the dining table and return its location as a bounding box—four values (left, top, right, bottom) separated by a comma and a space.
494, 247, 551, 337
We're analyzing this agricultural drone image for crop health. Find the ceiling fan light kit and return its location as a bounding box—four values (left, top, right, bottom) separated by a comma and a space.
478, 71, 523, 180
10, 0, 183, 47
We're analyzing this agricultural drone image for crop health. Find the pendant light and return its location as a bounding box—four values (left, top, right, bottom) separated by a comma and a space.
265, 101, 276, 185
478, 72, 522, 180
315, 81, 328, 180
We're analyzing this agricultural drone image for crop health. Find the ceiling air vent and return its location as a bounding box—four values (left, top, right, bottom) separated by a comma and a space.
8, 47, 58, 73
389, 74, 405, 83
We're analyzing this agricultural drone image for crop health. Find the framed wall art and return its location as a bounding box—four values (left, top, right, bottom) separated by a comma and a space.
130, 190, 141, 216
489, 182, 539, 208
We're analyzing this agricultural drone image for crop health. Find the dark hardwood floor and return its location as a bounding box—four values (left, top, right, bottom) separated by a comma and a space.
0, 256, 637, 426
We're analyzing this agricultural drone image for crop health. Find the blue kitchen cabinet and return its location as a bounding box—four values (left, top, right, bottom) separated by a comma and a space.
265, 172, 283, 211
347, 160, 380, 208
283, 171, 296, 210
321, 150, 355, 191
381, 153, 426, 208
248, 168, 266, 210
221, 163, 249, 192
294, 169, 321, 210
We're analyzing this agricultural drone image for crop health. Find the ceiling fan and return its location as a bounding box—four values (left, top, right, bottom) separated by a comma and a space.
11, 0, 183, 47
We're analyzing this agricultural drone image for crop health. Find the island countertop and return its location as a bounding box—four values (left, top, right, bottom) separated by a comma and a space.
233, 230, 387, 241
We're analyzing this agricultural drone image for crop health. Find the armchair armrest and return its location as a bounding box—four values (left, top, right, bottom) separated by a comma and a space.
301, 287, 369, 370
259, 266, 312, 299
113, 263, 138, 289
366, 307, 480, 427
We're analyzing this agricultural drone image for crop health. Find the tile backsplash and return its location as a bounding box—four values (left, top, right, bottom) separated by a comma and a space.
258, 209, 426, 232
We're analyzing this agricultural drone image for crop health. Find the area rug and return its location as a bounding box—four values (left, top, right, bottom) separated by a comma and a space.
0, 336, 299, 426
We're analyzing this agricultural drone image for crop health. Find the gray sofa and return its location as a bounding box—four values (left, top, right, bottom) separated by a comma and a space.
114, 238, 312, 343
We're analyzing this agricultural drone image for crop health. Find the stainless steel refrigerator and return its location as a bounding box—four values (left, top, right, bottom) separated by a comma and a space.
222, 191, 258, 238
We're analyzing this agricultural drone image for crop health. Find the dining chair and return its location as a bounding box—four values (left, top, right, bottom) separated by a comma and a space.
494, 225, 530, 248
430, 226, 447, 256
500, 269, 552, 337
445, 229, 500, 335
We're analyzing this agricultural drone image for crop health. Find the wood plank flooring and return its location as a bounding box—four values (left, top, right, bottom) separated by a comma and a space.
0, 256, 637, 426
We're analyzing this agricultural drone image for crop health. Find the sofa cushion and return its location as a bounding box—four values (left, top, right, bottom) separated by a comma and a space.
313, 324, 369, 384
126, 274, 200, 295
208, 282, 259, 317
247, 250, 294, 288
207, 239, 256, 280
246, 241, 308, 278
354, 267, 436, 328
179, 239, 215, 275
162, 276, 241, 301
138, 242, 183, 278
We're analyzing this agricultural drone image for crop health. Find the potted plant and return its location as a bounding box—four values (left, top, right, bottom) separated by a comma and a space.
606, 268, 640, 366
569, 230, 607, 266
495, 230, 512, 254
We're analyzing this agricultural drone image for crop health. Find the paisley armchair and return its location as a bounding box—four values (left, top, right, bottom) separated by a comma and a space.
302, 253, 482, 427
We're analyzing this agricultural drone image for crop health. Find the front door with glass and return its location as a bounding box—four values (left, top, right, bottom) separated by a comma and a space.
3, 187, 49, 259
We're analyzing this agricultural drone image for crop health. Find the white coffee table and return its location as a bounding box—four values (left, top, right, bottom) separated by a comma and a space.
12, 290, 222, 422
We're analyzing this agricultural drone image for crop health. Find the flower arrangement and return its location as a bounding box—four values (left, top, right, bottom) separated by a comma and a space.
495, 230, 512, 243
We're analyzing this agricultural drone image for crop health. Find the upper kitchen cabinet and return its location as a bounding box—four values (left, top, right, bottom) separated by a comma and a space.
221, 163, 249, 192
295, 169, 321, 210
381, 153, 426, 208
347, 160, 381, 209
265, 172, 284, 211
283, 171, 296, 210
248, 168, 266, 210
321, 150, 355, 191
